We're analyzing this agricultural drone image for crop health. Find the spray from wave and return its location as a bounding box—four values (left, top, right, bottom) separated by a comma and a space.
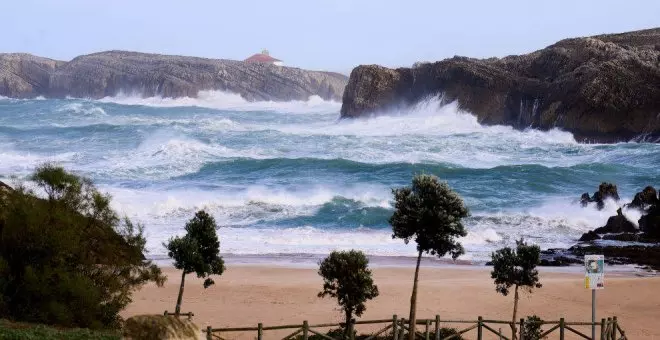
94, 90, 341, 114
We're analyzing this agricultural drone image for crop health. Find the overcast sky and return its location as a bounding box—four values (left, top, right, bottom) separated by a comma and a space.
2, 0, 658, 74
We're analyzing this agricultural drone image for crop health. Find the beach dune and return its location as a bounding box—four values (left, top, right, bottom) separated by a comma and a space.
122, 265, 660, 339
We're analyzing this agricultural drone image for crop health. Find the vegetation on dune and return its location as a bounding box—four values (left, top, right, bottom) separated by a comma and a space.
0, 164, 165, 329
165, 210, 225, 316
389, 174, 469, 340
0, 319, 120, 340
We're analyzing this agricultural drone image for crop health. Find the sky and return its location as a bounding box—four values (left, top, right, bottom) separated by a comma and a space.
1, 0, 658, 74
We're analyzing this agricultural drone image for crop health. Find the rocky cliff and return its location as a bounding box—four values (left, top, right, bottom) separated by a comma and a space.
341, 28, 660, 142
0, 51, 348, 102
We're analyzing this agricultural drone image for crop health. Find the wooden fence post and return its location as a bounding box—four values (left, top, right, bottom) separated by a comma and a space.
206, 326, 212, 340
519, 318, 524, 340
600, 318, 606, 340
303, 320, 309, 340
612, 317, 618, 340
434, 315, 440, 340
257, 322, 263, 340
477, 316, 483, 340
425, 319, 430, 340
559, 318, 565, 340
399, 318, 406, 340
393, 315, 399, 340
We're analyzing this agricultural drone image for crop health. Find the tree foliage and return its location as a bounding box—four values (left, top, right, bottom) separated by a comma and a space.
390, 174, 469, 258
0, 164, 165, 329
318, 250, 379, 335
490, 239, 542, 296
165, 210, 225, 288
521, 315, 544, 340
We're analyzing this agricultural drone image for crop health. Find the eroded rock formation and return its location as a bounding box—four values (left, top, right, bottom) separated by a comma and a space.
341, 28, 660, 143
0, 51, 348, 102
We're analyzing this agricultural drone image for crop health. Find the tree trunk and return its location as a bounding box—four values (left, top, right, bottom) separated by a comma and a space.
175, 271, 186, 316
511, 285, 519, 340
344, 309, 352, 340
408, 250, 423, 340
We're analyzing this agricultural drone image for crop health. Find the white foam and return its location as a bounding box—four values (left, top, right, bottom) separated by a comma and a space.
56, 102, 107, 116
0, 145, 78, 176
95, 90, 340, 114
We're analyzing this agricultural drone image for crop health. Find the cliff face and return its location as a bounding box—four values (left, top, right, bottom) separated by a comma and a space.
0, 51, 348, 102
341, 28, 660, 142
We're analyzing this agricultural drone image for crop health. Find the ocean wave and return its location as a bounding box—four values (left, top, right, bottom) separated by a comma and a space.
0, 145, 78, 176
56, 102, 107, 116
94, 90, 341, 114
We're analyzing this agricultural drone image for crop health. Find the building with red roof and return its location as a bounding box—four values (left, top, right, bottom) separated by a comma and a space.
244, 49, 283, 66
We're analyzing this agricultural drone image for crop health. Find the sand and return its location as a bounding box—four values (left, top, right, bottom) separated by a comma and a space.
122, 264, 660, 339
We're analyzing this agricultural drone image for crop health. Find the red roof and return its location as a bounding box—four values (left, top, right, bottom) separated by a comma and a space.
244, 53, 281, 63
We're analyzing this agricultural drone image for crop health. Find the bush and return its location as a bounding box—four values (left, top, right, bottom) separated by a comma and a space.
0, 165, 165, 329
521, 315, 544, 340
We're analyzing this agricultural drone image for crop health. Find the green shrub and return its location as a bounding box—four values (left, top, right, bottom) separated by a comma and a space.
521, 315, 544, 340
0, 319, 120, 340
0, 165, 165, 329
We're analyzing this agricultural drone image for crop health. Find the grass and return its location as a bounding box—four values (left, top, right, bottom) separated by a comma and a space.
0, 319, 120, 340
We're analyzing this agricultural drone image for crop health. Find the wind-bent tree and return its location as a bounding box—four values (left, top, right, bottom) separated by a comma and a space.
490, 239, 542, 340
0, 164, 165, 329
165, 210, 225, 316
318, 250, 379, 339
389, 174, 469, 340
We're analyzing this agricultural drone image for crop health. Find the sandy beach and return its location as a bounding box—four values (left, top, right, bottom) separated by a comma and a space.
122, 263, 660, 339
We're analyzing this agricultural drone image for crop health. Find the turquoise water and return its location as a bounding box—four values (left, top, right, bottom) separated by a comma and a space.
1, 92, 658, 262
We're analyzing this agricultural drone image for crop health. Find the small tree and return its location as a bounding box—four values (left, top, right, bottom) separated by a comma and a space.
318, 250, 379, 339
389, 174, 469, 340
490, 239, 542, 340
165, 210, 225, 316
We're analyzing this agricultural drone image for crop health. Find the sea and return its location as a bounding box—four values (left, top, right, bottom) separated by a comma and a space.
1, 91, 658, 265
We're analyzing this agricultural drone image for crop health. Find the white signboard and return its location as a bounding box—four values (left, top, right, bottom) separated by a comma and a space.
584, 255, 604, 289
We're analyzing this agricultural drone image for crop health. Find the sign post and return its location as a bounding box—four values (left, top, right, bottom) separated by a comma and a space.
584, 255, 604, 340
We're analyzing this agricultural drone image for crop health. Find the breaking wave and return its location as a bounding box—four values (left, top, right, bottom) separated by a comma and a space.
95, 90, 340, 114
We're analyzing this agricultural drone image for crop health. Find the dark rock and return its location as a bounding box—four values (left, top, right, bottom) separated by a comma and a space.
593, 182, 620, 202
580, 182, 619, 210
580, 193, 591, 207
639, 204, 660, 239
594, 210, 637, 234
602, 233, 640, 242
567, 244, 660, 270
0, 51, 348, 102
340, 28, 660, 143
579, 230, 601, 242
627, 186, 659, 210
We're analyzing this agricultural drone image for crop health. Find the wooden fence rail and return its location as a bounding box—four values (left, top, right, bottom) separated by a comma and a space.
203, 315, 628, 340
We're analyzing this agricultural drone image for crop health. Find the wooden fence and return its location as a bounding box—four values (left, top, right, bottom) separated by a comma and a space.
203, 315, 627, 340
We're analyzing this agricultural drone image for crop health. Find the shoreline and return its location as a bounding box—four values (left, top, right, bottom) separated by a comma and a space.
149, 253, 656, 276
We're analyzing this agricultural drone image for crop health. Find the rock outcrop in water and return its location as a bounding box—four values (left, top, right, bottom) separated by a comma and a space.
0, 51, 348, 101
340, 28, 660, 143
548, 184, 660, 269
580, 182, 620, 210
